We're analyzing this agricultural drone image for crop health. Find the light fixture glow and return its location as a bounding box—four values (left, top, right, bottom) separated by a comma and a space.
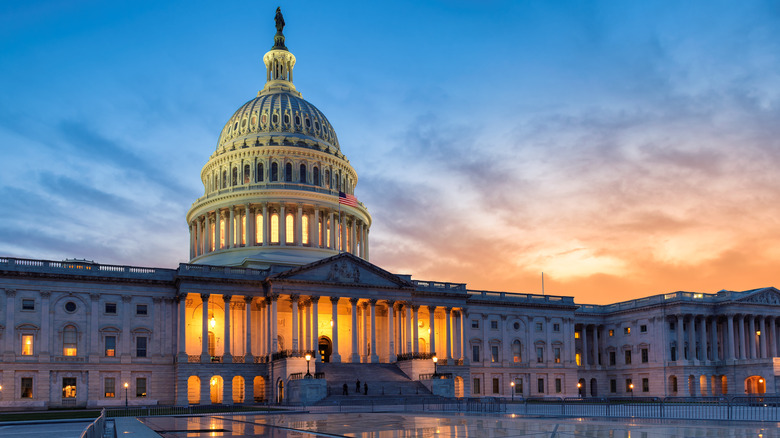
330, 319, 334, 327
210, 317, 216, 329
124, 382, 128, 388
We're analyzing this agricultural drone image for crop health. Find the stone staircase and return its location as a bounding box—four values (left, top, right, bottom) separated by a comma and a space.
314, 362, 432, 403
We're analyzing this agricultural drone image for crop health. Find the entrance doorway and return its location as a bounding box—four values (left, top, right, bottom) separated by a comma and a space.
745, 376, 766, 394
318, 336, 333, 363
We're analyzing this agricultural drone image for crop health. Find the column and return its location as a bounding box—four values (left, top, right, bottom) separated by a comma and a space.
279, 204, 286, 246
328, 211, 335, 249
215, 209, 223, 250
738, 315, 746, 359
699, 317, 707, 361
177, 294, 187, 358
711, 318, 719, 361
223, 295, 232, 362
428, 306, 437, 356
331, 296, 341, 362
769, 316, 778, 358
412, 305, 420, 354
676, 315, 684, 361
189, 223, 195, 259
290, 295, 299, 352
749, 316, 757, 359
581, 325, 589, 366
361, 302, 369, 362
595, 325, 601, 366
369, 299, 379, 363
445, 307, 453, 360
350, 218, 357, 254
340, 213, 347, 252
270, 296, 278, 353
365, 228, 370, 260
228, 206, 235, 248
312, 297, 320, 362
200, 293, 210, 362
405, 304, 413, 354
204, 214, 211, 252
296, 205, 303, 246
387, 300, 396, 362
262, 203, 269, 246
246, 204, 255, 246
460, 309, 468, 362
727, 315, 735, 360
349, 298, 359, 362
305, 300, 312, 352
244, 297, 253, 361
687, 316, 696, 361
3, 289, 15, 356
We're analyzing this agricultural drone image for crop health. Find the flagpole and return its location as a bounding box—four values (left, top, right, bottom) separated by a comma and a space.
542, 272, 545, 295
338, 192, 342, 253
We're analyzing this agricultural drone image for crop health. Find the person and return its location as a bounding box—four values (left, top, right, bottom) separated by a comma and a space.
342, 383, 348, 395
356, 379, 361, 393
363, 382, 368, 395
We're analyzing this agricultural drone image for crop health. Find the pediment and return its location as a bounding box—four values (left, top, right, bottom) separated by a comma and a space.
736, 287, 780, 305
269, 253, 413, 289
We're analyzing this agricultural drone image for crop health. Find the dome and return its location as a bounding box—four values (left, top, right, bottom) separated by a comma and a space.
216, 91, 340, 152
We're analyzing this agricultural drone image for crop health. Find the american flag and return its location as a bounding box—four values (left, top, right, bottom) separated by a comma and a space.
339, 191, 358, 207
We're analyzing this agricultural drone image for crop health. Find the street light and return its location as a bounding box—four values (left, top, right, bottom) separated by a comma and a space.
124, 382, 129, 408
510, 381, 515, 402
577, 382, 582, 398
305, 353, 312, 378
629, 383, 634, 398
432, 355, 438, 377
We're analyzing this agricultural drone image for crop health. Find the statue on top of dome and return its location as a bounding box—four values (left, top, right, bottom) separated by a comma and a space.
275, 7, 285, 33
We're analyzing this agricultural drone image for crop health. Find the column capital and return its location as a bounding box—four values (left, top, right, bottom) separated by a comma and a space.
309, 295, 321, 304
152, 296, 163, 304
244, 296, 254, 304
3, 288, 15, 297
200, 293, 209, 302
330, 296, 341, 304
349, 297, 359, 305
289, 294, 300, 302
444, 307, 453, 313
411, 305, 420, 311
427, 305, 437, 313
385, 299, 395, 307
368, 299, 378, 306
222, 294, 232, 303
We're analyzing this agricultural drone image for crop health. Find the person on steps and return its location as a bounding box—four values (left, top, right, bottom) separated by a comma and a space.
343, 383, 348, 395
364, 382, 368, 395
356, 379, 361, 393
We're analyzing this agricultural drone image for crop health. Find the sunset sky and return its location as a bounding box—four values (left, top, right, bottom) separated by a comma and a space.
2, 1, 779, 304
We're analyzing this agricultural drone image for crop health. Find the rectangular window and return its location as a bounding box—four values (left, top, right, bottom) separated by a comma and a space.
105, 303, 117, 314
535, 322, 543, 332
575, 352, 581, 366
641, 348, 649, 363
136, 337, 147, 358
22, 299, 35, 310
609, 329, 614, 337
21, 377, 33, 398
104, 377, 116, 398
642, 378, 649, 392
554, 347, 561, 363
671, 345, 677, 361
471, 319, 479, 329
63, 377, 77, 398
514, 379, 523, 394
609, 351, 616, 366
492, 378, 500, 394
537, 378, 545, 394
136, 378, 147, 397
625, 350, 632, 365
490, 320, 498, 330
491, 345, 499, 363
472, 345, 480, 363
553, 323, 560, 332
105, 336, 116, 357
670, 322, 675, 330
610, 379, 617, 393
136, 304, 148, 316
640, 324, 647, 333
555, 378, 562, 393
672, 377, 678, 392
575, 331, 580, 339
22, 334, 34, 355
536, 347, 544, 363
624, 327, 631, 335
473, 378, 481, 395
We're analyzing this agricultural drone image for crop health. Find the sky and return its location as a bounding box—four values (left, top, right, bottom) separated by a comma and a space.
1, 1, 780, 304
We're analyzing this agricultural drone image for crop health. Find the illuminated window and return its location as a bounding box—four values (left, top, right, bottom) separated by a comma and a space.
256, 163, 264, 182
105, 336, 116, 357
318, 217, 323, 246
285, 213, 294, 244
241, 213, 246, 245
271, 214, 279, 243
338, 224, 343, 250
136, 378, 147, 397
313, 167, 320, 185
256, 214, 263, 244
285, 163, 293, 182
219, 217, 225, 249
512, 340, 522, 362
62, 377, 77, 398
21, 377, 33, 398
299, 164, 307, 183
554, 347, 561, 363
624, 327, 631, 335
326, 219, 331, 247
244, 164, 250, 184
575, 331, 580, 339
104, 377, 115, 398
302, 215, 309, 244
210, 223, 215, 251
609, 329, 614, 336
491, 345, 499, 362
575, 352, 581, 366
63, 325, 77, 356
22, 334, 33, 355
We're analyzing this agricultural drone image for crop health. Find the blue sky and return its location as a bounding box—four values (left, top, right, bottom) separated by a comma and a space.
2, 1, 780, 303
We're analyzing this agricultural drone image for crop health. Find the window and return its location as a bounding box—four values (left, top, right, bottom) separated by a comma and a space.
512, 340, 522, 363
553, 323, 560, 332
624, 350, 632, 365
473, 378, 481, 395
299, 164, 307, 183
22, 334, 33, 355
63, 325, 77, 356
535, 322, 543, 332
576, 352, 581, 366
63, 377, 77, 398
105, 336, 116, 357
472, 345, 480, 363
537, 378, 545, 394
609, 351, 616, 366
256, 163, 264, 182
536, 346, 544, 363
608, 329, 614, 337
22, 299, 35, 310
285, 163, 293, 182
610, 379, 617, 393
554, 347, 561, 363
271, 163, 279, 181
64, 301, 76, 312
302, 215, 309, 245
136, 304, 148, 316
243, 164, 251, 184
222, 170, 227, 188
575, 331, 580, 339
231, 167, 237, 186
490, 320, 498, 330
105, 377, 116, 398
324, 169, 330, 188
641, 348, 649, 363
670, 322, 675, 330
105, 303, 117, 314
313, 167, 320, 185
491, 345, 499, 363
671, 345, 677, 361
513, 322, 520, 330
514, 379, 523, 394
626, 379, 633, 393
671, 376, 678, 392
624, 327, 631, 335
285, 213, 294, 244
271, 214, 279, 243
492, 378, 500, 394
21, 377, 33, 398
256, 214, 264, 244
642, 378, 649, 392
555, 378, 562, 393
136, 336, 147, 357
471, 319, 479, 329
640, 324, 647, 333
136, 378, 147, 397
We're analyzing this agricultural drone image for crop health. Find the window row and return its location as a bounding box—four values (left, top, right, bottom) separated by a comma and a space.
209, 161, 354, 194
223, 109, 336, 144
471, 319, 562, 332
472, 376, 565, 395
13, 300, 149, 315
19, 327, 150, 358
576, 347, 650, 366
17, 376, 148, 400
470, 341, 562, 364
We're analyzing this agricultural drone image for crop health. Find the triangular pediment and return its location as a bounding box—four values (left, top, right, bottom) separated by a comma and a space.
268, 253, 414, 289
736, 287, 780, 305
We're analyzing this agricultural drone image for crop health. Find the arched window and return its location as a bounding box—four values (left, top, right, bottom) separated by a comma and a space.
324, 169, 330, 189
313, 167, 320, 186
285, 213, 294, 244
256, 163, 264, 182
244, 164, 250, 184
222, 170, 227, 189
336, 172, 341, 191
512, 340, 522, 363
270, 214, 279, 243
318, 217, 323, 246
232, 167, 238, 186
285, 163, 293, 182
299, 164, 307, 183
219, 216, 226, 249
325, 218, 331, 247
255, 214, 263, 244
63, 325, 77, 356
302, 215, 309, 245
271, 163, 278, 181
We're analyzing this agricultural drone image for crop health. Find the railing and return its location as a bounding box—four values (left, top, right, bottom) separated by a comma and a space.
232, 356, 245, 363
419, 373, 453, 380
412, 280, 468, 292
0, 257, 172, 278
437, 358, 463, 366
396, 352, 435, 361
188, 355, 201, 363
105, 404, 277, 418
254, 355, 270, 364
289, 371, 325, 380
211, 356, 223, 363
179, 263, 269, 277
467, 290, 576, 305
193, 184, 367, 210
271, 349, 315, 361
79, 408, 106, 438
306, 396, 506, 414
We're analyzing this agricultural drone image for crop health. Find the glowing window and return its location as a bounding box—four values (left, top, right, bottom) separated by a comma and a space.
63, 325, 77, 356
256, 214, 263, 244
512, 340, 522, 363
241, 213, 246, 245
575, 331, 580, 339
286, 213, 294, 244
21, 378, 33, 398
318, 217, 323, 246
210, 223, 215, 251
326, 219, 331, 247
244, 164, 250, 184
136, 377, 147, 397
271, 214, 279, 243
219, 217, 225, 249
22, 334, 33, 355
104, 377, 115, 398
62, 377, 77, 398
105, 336, 116, 357
302, 215, 309, 244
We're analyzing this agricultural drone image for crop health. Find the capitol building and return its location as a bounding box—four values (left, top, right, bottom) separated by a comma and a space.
1, 12, 779, 409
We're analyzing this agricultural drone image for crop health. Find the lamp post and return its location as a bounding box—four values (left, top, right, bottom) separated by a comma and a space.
124, 382, 129, 408
510, 381, 515, 402
577, 382, 582, 398
629, 383, 634, 398
432, 355, 438, 377
305, 353, 312, 378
